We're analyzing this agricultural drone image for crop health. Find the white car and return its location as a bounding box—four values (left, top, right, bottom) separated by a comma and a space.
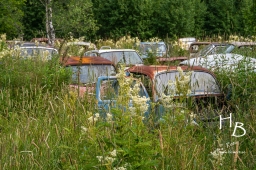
180, 42, 256, 72
84, 46, 144, 68
16, 46, 58, 60
180, 53, 256, 72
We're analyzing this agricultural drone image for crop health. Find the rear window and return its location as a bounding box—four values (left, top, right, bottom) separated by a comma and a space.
67, 65, 116, 84
100, 51, 143, 66
19, 47, 58, 59
155, 71, 221, 97
99, 79, 147, 100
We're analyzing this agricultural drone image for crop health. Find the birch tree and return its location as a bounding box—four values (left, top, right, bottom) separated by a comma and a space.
40, 0, 55, 46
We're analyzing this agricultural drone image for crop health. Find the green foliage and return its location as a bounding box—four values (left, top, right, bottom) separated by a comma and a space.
2, 0, 256, 40
240, 0, 256, 35
22, 0, 46, 40
53, 0, 98, 40
0, 0, 26, 39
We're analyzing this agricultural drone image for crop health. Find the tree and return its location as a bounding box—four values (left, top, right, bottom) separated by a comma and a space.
0, 0, 26, 39
203, 0, 244, 37
22, 0, 45, 40
52, 0, 98, 40
151, 0, 199, 38
40, 0, 55, 46
240, 0, 256, 35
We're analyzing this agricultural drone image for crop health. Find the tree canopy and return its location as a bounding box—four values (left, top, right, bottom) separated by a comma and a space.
0, 0, 255, 41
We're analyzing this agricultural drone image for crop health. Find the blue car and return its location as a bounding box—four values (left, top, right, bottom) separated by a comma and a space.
95, 76, 151, 118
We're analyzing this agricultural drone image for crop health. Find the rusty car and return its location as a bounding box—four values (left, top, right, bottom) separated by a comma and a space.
127, 65, 227, 122
62, 56, 116, 96
61, 56, 151, 117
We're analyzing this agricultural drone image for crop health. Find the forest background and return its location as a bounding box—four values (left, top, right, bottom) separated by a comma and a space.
1, 0, 256, 41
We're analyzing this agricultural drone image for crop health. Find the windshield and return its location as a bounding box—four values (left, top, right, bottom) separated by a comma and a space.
100, 79, 147, 100
196, 44, 234, 57
100, 51, 143, 66
140, 44, 166, 55
68, 65, 116, 84
155, 71, 221, 98
196, 44, 214, 57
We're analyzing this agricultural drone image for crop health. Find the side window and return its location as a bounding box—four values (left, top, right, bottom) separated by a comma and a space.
133, 73, 152, 98
100, 79, 119, 100
100, 52, 123, 64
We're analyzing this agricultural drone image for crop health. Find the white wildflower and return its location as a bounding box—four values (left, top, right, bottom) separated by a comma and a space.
189, 112, 196, 119
110, 149, 117, 157
1, 34, 6, 41
88, 115, 98, 124
105, 156, 115, 163
114, 167, 127, 170
210, 147, 225, 166
211, 148, 225, 160
96, 156, 103, 162
106, 113, 113, 122
88, 116, 94, 123
129, 107, 136, 116
160, 93, 173, 108
81, 126, 88, 134
95, 113, 100, 118
177, 66, 183, 73
35, 40, 39, 46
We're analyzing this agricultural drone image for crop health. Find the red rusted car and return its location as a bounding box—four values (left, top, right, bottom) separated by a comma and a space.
62, 56, 116, 96
127, 65, 227, 122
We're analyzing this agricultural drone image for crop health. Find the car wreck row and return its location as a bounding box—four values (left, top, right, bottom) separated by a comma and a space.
62, 56, 229, 125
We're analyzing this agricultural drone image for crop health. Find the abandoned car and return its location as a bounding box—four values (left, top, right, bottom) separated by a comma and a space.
127, 65, 227, 122
84, 46, 144, 69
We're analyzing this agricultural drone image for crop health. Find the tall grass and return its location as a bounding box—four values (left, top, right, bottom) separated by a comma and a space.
0, 35, 255, 169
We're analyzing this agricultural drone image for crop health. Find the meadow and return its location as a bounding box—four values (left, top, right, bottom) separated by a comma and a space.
0, 35, 255, 170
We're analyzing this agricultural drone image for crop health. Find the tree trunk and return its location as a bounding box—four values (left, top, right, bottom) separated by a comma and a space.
45, 0, 55, 46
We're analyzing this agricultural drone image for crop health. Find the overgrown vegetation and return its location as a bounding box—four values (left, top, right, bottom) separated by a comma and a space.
0, 35, 255, 169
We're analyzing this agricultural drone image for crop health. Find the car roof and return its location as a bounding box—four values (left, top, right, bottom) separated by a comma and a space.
66, 41, 96, 47
229, 41, 256, 47
140, 42, 166, 45
156, 57, 188, 63
98, 49, 137, 53
30, 38, 64, 43
62, 56, 115, 66
128, 65, 215, 80
190, 42, 213, 45
15, 42, 54, 48
20, 46, 57, 50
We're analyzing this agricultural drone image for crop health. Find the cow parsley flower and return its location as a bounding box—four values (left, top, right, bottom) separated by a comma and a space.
110, 149, 117, 157
1, 34, 6, 41
106, 113, 113, 122
81, 126, 88, 134
105, 156, 115, 163
87, 113, 99, 124
96, 156, 103, 162
113, 167, 127, 170
210, 147, 225, 166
